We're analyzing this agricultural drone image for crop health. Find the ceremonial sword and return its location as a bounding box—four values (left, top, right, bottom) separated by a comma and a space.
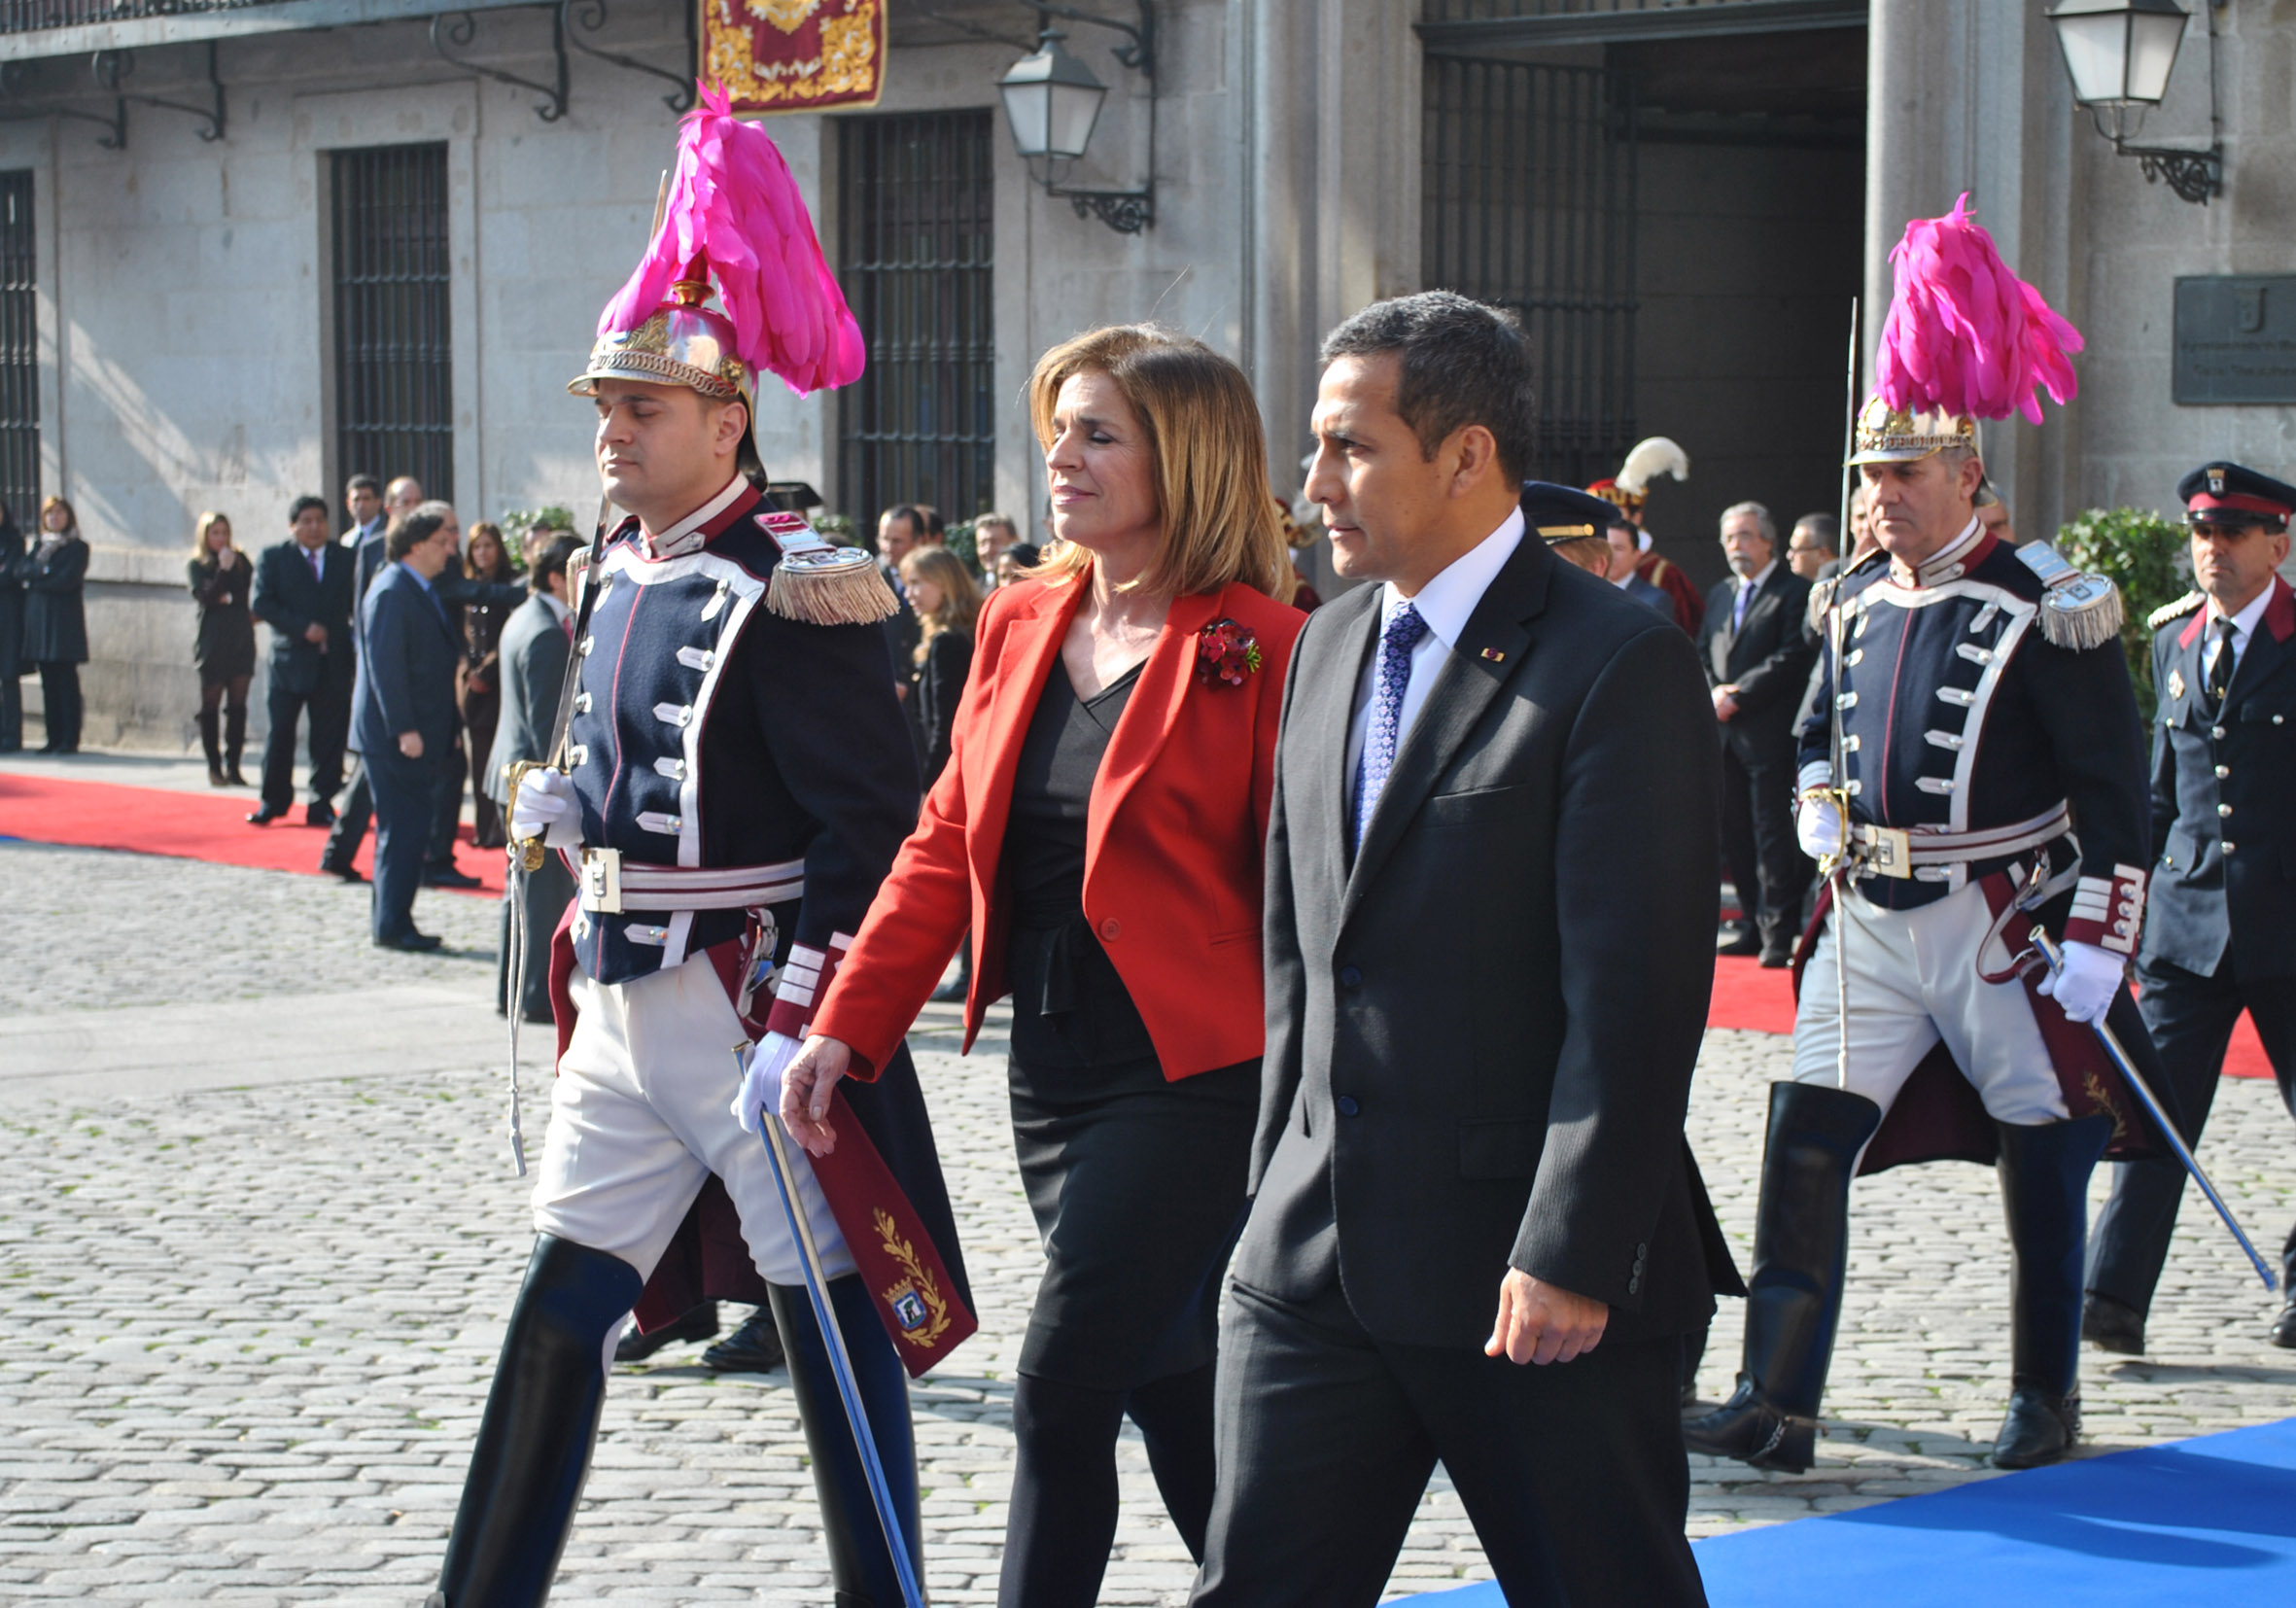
2026, 929, 2279, 1293
1821, 297, 1861, 1092
738, 1044, 929, 1608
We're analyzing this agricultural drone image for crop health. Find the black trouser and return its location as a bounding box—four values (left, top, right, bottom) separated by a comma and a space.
35, 661, 81, 751
322, 762, 374, 871
498, 853, 575, 1018
260, 672, 349, 811
1719, 738, 1809, 952
197, 676, 251, 774
0, 664, 20, 750
2088, 955, 2296, 1316
369, 742, 441, 941
428, 735, 467, 868
1192, 1276, 1705, 1608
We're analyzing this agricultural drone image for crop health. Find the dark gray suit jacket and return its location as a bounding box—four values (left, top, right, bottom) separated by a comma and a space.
352, 563, 464, 758
1237, 534, 1722, 1350
483, 592, 573, 805
1695, 567, 1816, 767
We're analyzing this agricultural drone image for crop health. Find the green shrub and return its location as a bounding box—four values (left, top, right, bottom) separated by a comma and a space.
2054, 507, 2191, 723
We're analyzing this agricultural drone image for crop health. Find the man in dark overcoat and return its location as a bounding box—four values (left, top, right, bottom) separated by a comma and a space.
249, 495, 356, 823
1192, 292, 1720, 1608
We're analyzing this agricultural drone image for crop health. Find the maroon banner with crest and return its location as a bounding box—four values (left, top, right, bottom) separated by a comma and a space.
702, 0, 887, 116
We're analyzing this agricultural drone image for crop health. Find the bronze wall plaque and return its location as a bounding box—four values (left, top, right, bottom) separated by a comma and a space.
2174, 275, 2296, 405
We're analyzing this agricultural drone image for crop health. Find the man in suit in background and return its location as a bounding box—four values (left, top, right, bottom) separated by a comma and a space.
2086, 462, 2296, 1355
353, 506, 467, 952
321, 473, 422, 879
1697, 502, 1816, 966
484, 532, 580, 1019
1193, 292, 1717, 1608
249, 494, 358, 826
1606, 514, 1679, 622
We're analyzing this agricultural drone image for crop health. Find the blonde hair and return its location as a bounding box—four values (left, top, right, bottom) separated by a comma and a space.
191, 510, 239, 560
1025, 325, 1294, 602
901, 545, 982, 666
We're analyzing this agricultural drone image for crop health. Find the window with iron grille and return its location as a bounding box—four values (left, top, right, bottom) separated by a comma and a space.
331, 144, 452, 504
0, 170, 36, 532
836, 111, 994, 537
1422, 58, 1639, 491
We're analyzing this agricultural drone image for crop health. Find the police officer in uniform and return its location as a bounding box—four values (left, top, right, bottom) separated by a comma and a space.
426, 96, 971, 1608
2085, 463, 2296, 1354
1686, 199, 2169, 1474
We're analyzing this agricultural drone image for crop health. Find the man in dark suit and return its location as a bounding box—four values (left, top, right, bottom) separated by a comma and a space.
249, 495, 358, 825
1193, 292, 1717, 1608
353, 506, 467, 951
1696, 502, 1815, 965
319, 473, 412, 877
2086, 462, 2296, 1354
484, 533, 579, 1018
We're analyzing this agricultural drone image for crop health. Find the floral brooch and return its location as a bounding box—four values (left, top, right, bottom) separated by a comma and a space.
1195, 617, 1263, 688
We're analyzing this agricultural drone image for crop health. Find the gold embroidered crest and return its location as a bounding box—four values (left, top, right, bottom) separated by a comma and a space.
748, 0, 822, 31
875, 1207, 953, 1350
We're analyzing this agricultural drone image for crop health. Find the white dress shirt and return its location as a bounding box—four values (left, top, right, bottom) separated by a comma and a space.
2205, 580, 2274, 685
1344, 507, 1525, 787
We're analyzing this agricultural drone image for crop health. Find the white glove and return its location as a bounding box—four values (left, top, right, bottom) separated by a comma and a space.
2036, 939, 2123, 1027
731, 1031, 803, 1137
508, 765, 582, 850
1795, 794, 1843, 862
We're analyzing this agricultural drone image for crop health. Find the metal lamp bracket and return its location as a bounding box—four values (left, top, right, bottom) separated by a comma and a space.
432, 7, 571, 123
0, 58, 126, 148
80, 43, 227, 147
1016, 0, 1157, 233
561, 0, 695, 114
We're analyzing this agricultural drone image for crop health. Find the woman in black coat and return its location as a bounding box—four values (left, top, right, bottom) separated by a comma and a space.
187, 511, 257, 786
897, 544, 980, 786
24, 496, 89, 754
454, 521, 520, 849
0, 500, 24, 752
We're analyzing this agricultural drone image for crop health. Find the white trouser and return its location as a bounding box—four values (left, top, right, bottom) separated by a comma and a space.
1792, 877, 2070, 1127
532, 959, 852, 1285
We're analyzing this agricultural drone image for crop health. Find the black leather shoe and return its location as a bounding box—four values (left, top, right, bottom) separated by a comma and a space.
375, 929, 444, 953
700, 1309, 786, 1374
246, 806, 287, 825
426, 865, 483, 890
1717, 927, 1761, 958
1758, 944, 1794, 969
305, 802, 336, 827
929, 977, 968, 1003
614, 1302, 720, 1364
2271, 1298, 2296, 1349
521, 1006, 554, 1026
2082, 1293, 2145, 1356
1684, 1380, 1817, 1472
1994, 1386, 2080, 1469
325, 864, 367, 884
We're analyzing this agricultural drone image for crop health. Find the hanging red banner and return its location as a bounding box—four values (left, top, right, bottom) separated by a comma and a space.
702, 0, 887, 116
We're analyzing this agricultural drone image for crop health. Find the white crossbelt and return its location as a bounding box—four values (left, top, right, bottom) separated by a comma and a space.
1851, 801, 2070, 868
576, 848, 804, 915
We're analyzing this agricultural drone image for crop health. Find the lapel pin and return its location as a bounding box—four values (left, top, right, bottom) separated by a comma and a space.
1479, 647, 1507, 663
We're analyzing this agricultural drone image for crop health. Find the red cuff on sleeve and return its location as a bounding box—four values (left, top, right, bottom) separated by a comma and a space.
2065, 864, 2145, 956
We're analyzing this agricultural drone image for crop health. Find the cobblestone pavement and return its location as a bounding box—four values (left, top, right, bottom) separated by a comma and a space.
2, 843, 2292, 1603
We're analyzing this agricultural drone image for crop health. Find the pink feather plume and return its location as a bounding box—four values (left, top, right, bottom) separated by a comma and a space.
1874, 194, 2082, 426
599, 83, 865, 397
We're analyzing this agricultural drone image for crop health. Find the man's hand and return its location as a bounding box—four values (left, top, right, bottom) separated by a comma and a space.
779, 1034, 853, 1156
398, 732, 424, 758
1486, 1271, 1608, 1366
303, 622, 329, 646
1712, 683, 1740, 722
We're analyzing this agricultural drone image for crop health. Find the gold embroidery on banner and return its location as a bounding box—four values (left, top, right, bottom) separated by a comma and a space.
710, 0, 881, 109
2082, 1067, 2129, 1141
746, 0, 822, 32
874, 1206, 953, 1349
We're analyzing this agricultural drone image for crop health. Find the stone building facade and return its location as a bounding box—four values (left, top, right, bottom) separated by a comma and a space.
1, 0, 2290, 750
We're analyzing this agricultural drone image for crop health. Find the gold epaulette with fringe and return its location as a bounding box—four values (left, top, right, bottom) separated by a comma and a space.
756, 510, 899, 626
2015, 542, 2126, 652
2147, 590, 2205, 631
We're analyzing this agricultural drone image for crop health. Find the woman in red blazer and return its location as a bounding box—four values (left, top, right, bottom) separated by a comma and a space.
782, 325, 1303, 1605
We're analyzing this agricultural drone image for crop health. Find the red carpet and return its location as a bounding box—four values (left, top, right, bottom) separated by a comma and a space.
0, 772, 503, 895
0, 771, 2277, 1077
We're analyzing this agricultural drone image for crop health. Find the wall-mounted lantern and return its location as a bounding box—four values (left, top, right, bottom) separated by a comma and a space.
2046, 0, 2223, 204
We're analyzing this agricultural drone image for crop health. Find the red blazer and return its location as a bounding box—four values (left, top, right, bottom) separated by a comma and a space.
814, 572, 1304, 1081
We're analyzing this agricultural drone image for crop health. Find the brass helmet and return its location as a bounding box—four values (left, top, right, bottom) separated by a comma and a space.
1846, 396, 1977, 467
568, 274, 751, 402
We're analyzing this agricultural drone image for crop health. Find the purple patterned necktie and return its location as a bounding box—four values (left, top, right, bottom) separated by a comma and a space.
1353, 598, 1428, 850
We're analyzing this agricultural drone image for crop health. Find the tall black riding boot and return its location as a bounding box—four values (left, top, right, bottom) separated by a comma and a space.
1994, 1115, 2113, 1469
768, 1276, 922, 1608
197, 706, 225, 785
1684, 1081, 1882, 1472
428, 1237, 643, 1608
224, 697, 249, 786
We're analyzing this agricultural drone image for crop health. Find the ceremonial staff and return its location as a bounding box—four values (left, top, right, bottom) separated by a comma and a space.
741, 1044, 930, 1608
2028, 929, 2279, 1292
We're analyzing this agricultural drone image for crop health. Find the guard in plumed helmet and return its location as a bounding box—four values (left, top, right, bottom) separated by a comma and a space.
1588, 435, 1701, 633
2085, 462, 2296, 1357
1687, 196, 2174, 1477
427, 87, 972, 1608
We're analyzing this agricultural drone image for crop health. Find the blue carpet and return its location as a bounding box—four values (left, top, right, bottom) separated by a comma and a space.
1405, 1416, 2296, 1605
